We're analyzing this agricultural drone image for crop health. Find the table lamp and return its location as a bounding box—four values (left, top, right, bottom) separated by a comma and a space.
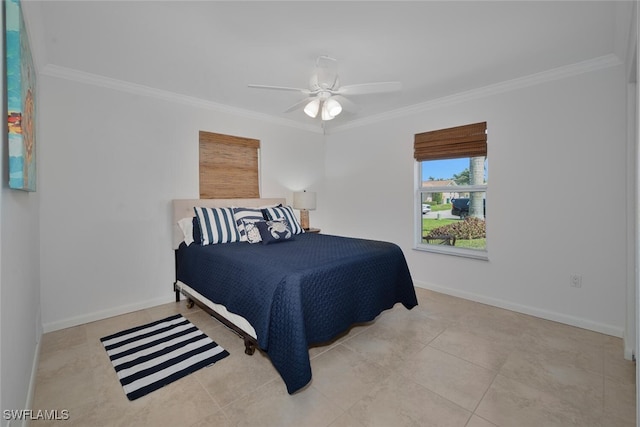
293, 190, 316, 230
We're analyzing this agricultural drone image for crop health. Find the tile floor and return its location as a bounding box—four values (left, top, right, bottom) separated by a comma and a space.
31, 288, 636, 426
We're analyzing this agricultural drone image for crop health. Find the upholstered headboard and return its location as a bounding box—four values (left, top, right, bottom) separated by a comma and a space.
172, 198, 286, 249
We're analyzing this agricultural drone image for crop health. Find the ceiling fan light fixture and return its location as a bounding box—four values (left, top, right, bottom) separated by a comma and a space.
303, 98, 320, 118
325, 97, 342, 117
248, 56, 402, 123
321, 102, 336, 121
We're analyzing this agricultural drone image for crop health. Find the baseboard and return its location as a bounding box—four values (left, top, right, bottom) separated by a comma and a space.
42, 283, 626, 339
414, 281, 625, 338
18, 337, 41, 427
623, 345, 635, 361
42, 295, 176, 333
623, 330, 636, 361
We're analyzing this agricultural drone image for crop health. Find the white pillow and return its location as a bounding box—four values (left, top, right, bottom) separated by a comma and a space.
178, 217, 194, 246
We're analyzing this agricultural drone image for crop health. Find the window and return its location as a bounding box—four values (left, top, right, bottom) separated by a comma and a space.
414, 122, 488, 259
199, 131, 260, 199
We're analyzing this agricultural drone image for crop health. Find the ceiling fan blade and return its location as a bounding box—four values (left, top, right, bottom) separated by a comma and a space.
332, 95, 358, 113
248, 84, 311, 95
337, 81, 402, 95
283, 97, 312, 113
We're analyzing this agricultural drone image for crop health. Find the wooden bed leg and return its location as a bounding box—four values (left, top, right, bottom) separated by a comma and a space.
175, 287, 180, 302
186, 298, 195, 309
244, 339, 256, 355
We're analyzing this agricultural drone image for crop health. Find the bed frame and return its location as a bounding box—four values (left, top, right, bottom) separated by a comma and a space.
172, 198, 286, 356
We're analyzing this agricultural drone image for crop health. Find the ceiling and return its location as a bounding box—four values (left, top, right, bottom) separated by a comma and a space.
28, 1, 631, 131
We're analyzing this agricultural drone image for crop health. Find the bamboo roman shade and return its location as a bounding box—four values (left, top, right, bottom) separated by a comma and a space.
414, 122, 487, 161
199, 131, 260, 199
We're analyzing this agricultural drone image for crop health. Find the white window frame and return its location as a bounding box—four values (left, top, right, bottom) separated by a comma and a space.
414, 162, 489, 260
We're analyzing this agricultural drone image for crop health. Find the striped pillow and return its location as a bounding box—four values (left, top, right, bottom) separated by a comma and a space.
262, 205, 304, 235
233, 207, 266, 242
194, 207, 241, 245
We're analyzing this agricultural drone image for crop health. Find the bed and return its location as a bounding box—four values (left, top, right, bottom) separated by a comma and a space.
172, 198, 418, 394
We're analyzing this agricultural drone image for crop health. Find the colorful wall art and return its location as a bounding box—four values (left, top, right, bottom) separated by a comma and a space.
6, 0, 36, 191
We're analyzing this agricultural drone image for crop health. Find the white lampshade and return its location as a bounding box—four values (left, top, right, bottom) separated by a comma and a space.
321, 103, 335, 121
325, 97, 342, 117
293, 191, 316, 210
303, 99, 320, 118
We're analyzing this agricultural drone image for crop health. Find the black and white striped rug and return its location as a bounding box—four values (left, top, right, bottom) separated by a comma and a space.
100, 314, 229, 401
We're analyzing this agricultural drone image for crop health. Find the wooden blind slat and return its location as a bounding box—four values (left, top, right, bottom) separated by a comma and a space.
414, 143, 486, 161
415, 134, 486, 146
199, 131, 260, 199
415, 122, 487, 143
199, 131, 260, 149
414, 122, 487, 161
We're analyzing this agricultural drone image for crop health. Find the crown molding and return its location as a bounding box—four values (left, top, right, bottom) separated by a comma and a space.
329, 54, 623, 134
39, 64, 324, 134
40, 54, 622, 137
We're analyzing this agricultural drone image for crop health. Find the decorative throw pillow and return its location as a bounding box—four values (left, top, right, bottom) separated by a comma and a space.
177, 217, 194, 246
233, 207, 267, 242
256, 220, 294, 245
194, 206, 241, 245
242, 219, 263, 244
261, 205, 304, 235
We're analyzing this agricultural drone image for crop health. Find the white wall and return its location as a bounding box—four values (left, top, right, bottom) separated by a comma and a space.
0, 2, 42, 419
38, 75, 325, 331
0, 189, 40, 421
324, 63, 628, 336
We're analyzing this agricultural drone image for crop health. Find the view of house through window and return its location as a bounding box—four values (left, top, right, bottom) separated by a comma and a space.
419, 158, 487, 251
414, 122, 487, 256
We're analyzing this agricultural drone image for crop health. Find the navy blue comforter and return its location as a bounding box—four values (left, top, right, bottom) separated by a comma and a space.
176, 232, 418, 393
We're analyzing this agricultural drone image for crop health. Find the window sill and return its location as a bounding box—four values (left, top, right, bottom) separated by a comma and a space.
413, 244, 489, 261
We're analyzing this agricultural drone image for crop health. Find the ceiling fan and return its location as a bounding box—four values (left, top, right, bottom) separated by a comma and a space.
248, 56, 401, 121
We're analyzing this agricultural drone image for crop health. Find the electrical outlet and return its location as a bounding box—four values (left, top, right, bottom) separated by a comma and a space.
570, 274, 582, 288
